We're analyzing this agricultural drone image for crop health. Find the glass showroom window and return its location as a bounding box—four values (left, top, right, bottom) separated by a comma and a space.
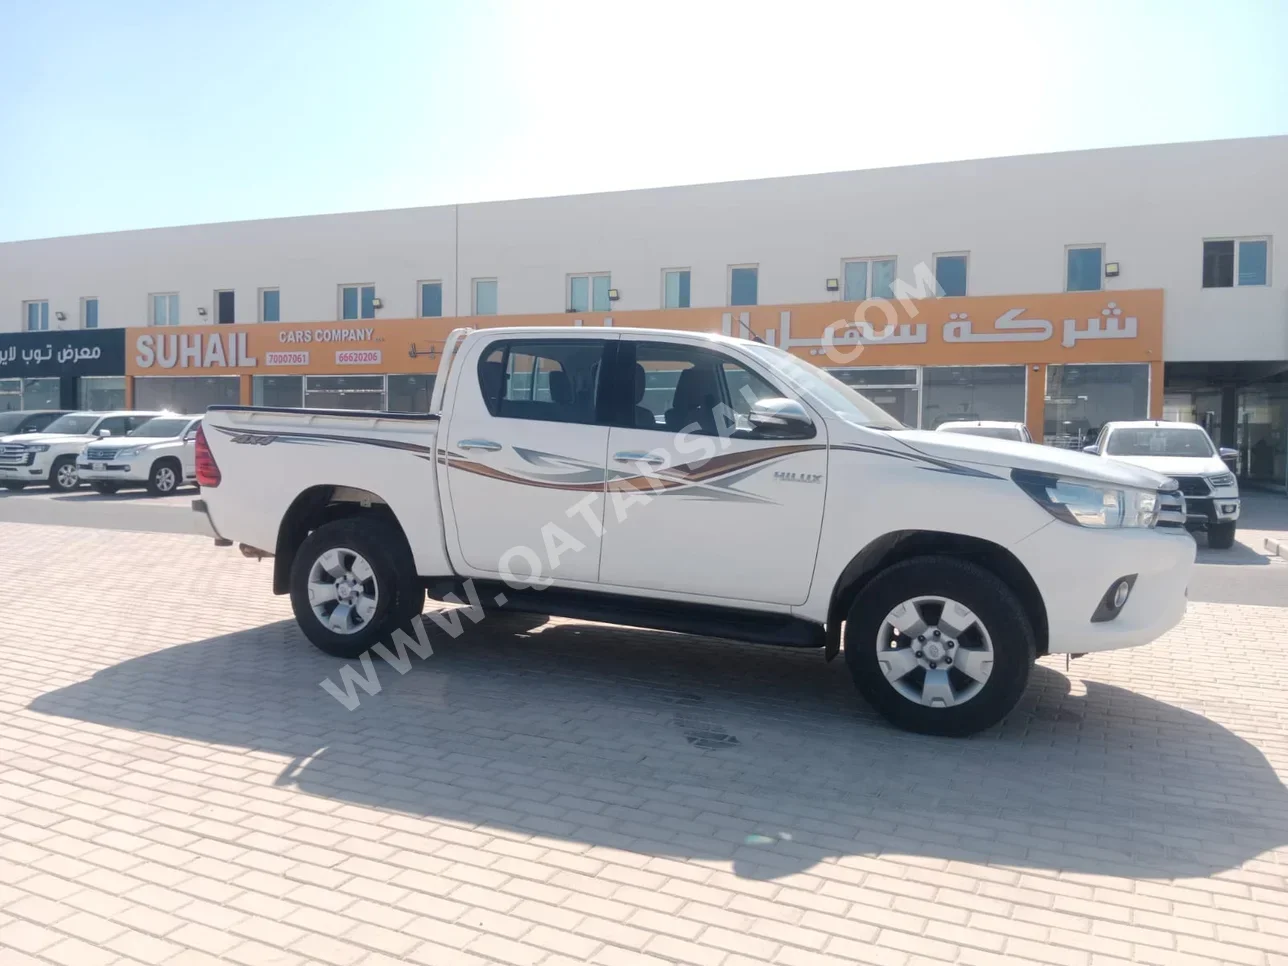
253, 375, 303, 407
340, 284, 376, 320
78, 376, 126, 411
843, 258, 897, 300
419, 281, 443, 318
474, 279, 498, 316
304, 375, 386, 411
934, 254, 968, 297
831, 367, 920, 427
135, 376, 240, 413
151, 293, 179, 326
663, 269, 691, 309
260, 288, 281, 322
24, 300, 50, 331
387, 374, 435, 412
1066, 246, 1103, 292
729, 265, 758, 306
1044, 363, 1149, 450
0, 379, 20, 411
22, 378, 62, 409
568, 274, 610, 313
922, 365, 1026, 429
1204, 238, 1270, 287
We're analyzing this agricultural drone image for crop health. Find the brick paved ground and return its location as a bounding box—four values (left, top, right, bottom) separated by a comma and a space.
1, 522, 1286, 966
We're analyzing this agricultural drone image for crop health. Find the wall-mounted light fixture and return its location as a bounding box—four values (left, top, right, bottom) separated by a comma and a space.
55, 311, 66, 321
607, 288, 620, 302
1105, 262, 1120, 277
197, 307, 207, 316
372, 297, 383, 309
825, 278, 840, 292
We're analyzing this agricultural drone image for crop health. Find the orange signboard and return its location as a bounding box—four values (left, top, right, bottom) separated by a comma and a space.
125, 290, 1162, 377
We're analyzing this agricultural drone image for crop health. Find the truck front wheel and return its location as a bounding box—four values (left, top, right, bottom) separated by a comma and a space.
844, 556, 1035, 737
1207, 521, 1236, 550
289, 517, 425, 659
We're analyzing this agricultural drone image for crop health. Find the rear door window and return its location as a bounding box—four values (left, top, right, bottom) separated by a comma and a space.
477, 340, 610, 425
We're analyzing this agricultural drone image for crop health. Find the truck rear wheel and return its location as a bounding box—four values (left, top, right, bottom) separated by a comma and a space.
844, 556, 1034, 736
289, 517, 424, 659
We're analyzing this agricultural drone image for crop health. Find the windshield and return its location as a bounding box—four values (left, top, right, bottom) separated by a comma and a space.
1106, 427, 1215, 458
939, 424, 1025, 441
130, 417, 191, 438
741, 343, 904, 428
41, 414, 98, 435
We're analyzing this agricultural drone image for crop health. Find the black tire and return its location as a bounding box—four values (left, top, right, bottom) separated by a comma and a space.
1, 482, 25, 491
844, 556, 1035, 737
147, 458, 182, 496
290, 516, 424, 659
1207, 521, 1236, 550
91, 483, 121, 495
48, 456, 80, 492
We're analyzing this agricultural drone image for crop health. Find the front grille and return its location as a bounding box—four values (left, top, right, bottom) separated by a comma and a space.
0, 445, 34, 467
85, 447, 118, 461
1173, 475, 1211, 497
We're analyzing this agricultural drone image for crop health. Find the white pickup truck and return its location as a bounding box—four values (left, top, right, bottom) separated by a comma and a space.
196, 326, 1196, 735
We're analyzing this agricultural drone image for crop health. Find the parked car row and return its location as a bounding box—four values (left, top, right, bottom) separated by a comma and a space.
0, 410, 202, 495
936, 418, 1241, 548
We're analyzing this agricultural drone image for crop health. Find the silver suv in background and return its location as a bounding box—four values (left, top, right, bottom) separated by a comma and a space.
78, 414, 203, 496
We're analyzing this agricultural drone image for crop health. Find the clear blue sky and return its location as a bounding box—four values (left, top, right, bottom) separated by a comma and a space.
3, 0, 1286, 243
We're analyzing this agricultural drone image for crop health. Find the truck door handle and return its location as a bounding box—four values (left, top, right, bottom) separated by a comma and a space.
457, 439, 502, 452
613, 451, 665, 466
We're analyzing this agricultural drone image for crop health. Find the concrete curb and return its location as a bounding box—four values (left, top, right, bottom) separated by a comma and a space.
1265, 537, 1287, 560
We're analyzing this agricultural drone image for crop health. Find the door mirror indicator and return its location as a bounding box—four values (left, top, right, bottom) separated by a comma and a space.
748, 398, 815, 439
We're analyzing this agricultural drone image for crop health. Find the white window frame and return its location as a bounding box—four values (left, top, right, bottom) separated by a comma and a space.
338, 283, 376, 321
1203, 236, 1272, 288
417, 279, 444, 318
841, 257, 897, 301
1064, 244, 1105, 293
933, 252, 970, 297
258, 287, 280, 323
567, 272, 611, 312
23, 300, 50, 331
661, 268, 691, 309
727, 263, 759, 306
149, 292, 179, 326
472, 278, 498, 316
80, 297, 99, 329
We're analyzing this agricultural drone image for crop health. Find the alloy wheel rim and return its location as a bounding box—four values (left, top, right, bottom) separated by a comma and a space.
57, 464, 78, 488
157, 467, 176, 491
307, 547, 379, 635
875, 595, 994, 708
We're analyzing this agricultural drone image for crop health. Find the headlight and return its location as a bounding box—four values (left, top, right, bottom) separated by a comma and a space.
115, 447, 143, 458
1012, 470, 1158, 528
1207, 472, 1236, 488
25, 444, 50, 453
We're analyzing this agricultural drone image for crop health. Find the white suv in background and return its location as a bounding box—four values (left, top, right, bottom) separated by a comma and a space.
1086, 420, 1240, 548
0, 411, 166, 492
78, 414, 203, 496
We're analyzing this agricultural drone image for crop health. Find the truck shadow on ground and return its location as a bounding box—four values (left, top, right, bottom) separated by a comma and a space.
31, 612, 1288, 882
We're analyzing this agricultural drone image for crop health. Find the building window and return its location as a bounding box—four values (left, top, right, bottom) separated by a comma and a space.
134, 375, 241, 412
216, 289, 235, 324
305, 375, 386, 411
1044, 363, 1149, 450
252, 375, 303, 407
663, 269, 691, 309
81, 297, 99, 329
922, 365, 1027, 429
340, 285, 376, 320
78, 376, 125, 410
831, 367, 921, 427
419, 281, 443, 318
568, 273, 610, 312
150, 292, 179, 326
729, 265, 758, 306
260, 288, 280, 322
1204, 238, 1270, 288
23, 300, 50, 331
842, 258, 897, 300
387, 374, 435, 411
473, 278, 497, 316
1066, 246, 1103, 292
934, 253, 968, 297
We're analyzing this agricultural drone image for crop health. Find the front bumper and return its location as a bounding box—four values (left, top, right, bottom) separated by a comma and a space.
0, 459, 52, 480
1013, 520, 1195, 654
77, 463, 145, 483
1180, 494, 1240, 531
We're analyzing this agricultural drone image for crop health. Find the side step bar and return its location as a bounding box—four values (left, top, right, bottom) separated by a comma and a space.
426, 579, 826, 649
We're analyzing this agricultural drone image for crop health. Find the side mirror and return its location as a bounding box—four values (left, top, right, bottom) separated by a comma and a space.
748, 398, 814, 439
184, 431, 197, 442
1082, 444, 1099, 455
98, 428, 112, 437
1219, 447, 1238, 460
